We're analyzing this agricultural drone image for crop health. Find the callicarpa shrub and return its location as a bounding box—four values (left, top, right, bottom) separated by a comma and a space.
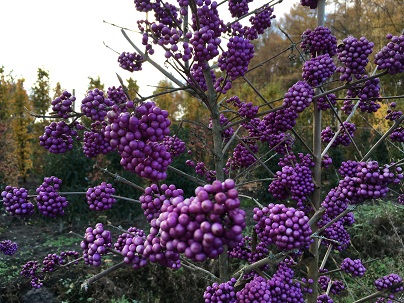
1, 1, 404, 302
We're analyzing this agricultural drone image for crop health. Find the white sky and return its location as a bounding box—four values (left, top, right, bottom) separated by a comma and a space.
0, 0, 298, 100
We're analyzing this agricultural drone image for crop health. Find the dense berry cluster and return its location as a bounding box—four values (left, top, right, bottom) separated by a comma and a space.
118, 52, 144, 72
300, 0, 318, 9
83, 121, 113, 158
317, 93, 336, 111
336, 36, 374, 82
152, 179, 246, 263
374, 34, 404, 74
321, 122, 356, 147
162, 135, 186, 157
301, 26, 337, 57
51, 90, 75, 119
216, 36, 254, 93
103, 102, 171, 180
268, 153, 315, 210
228, 0, 251, 18
302, 54, 336, 86
35, 176, 69, 217
80, 223, 112, 267
117, 227, 148, 269
253, 203, 312, 251
390, 127, 404, 142
204, 278, 237, 303
228, 236, 268, 264
236, 261, 304, 303
81, 88, 114, 122
341, 258, 366, 277
318, 215, 351, 251
86, 182, 116, 211
226, 140, 258, 170
0, 240, 18, 255
1, 186, 34, 216
385, 102, 402, 121
283, 81, 314, 113
246, 5, 275, 40
39, 121, 82, 154
139, 183, 184, 222
374, 274, 403, 293
317, 294, 334, 303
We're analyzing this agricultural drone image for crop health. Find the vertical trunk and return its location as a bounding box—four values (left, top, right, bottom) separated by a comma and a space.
307, 1, 326, 302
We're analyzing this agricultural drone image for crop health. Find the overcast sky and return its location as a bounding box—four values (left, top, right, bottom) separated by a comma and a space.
0, 0, 298, 99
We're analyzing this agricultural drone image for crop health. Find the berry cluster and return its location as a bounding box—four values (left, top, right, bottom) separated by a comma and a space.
51, 90, 75, 119
86, 182, 116, 211
228, 0, 251, 18
162, 135, 186, 157
336, 36, 374, 82
341, 258, 366, 277
317, 294, 334, 303
374, 33, 404, 75
374, 274, 403, 293
302, 54, 336, 86
117, 227, 148, 269
0, 240, 18, 255
283, 81, 314, 113
139, 183, 184, 222
301, 26, 337, 57
1, 186, 34, 216
39, 121, 82, 154
253, 203, 312, 251
118, 52, 144, 72
21, 251, 79, 289
226, 140, 258, 170
385, 102, 402, 121
154, 179, 246, 263
83, 121, 113, 158
204, 278, 237, 303
103, 102, 172, 180
246, 5, 275, 40
216, 36, 254, 92
80, 223, 112, 267
317, 93, 337, 111
300, 0, 318, 9
81, 88, 114, 122
390, 127, 404, 142
228, 236, 268, 264
35, 176, 69, 217
268, 153, 315, 211
321, 122, 356, 147
236, 261, 304, 303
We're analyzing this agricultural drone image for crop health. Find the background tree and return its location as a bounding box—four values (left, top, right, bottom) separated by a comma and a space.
126, 77, 139, 100
88, 76, 104, 91
11, 79, 33, 182
30, 68, 51, 117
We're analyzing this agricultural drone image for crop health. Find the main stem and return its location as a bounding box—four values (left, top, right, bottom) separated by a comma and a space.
307, 1, 326, 302
203, 65, 228, 281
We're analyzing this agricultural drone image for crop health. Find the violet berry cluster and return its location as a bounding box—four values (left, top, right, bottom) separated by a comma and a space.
139, 183, 184, 222
1, 186, 34, 216
115, 227, 148, 269
321, 122, 356, 147
0, 240, 18, 255
204, 278, 237, 303
39, 121, 83, 154
51, 90, 75, 119
81, 88, 114, 122
341, 258, 366, 277
80, 223, 112, 267
302, 54, 336, 86
35, 176, 69, 217
118, 51, 144, 72
86, 182, 116, 211
301, 26, 337, 57
336, 36, 374, 82
253, 203, 312, 251
374, 33, 404, 74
